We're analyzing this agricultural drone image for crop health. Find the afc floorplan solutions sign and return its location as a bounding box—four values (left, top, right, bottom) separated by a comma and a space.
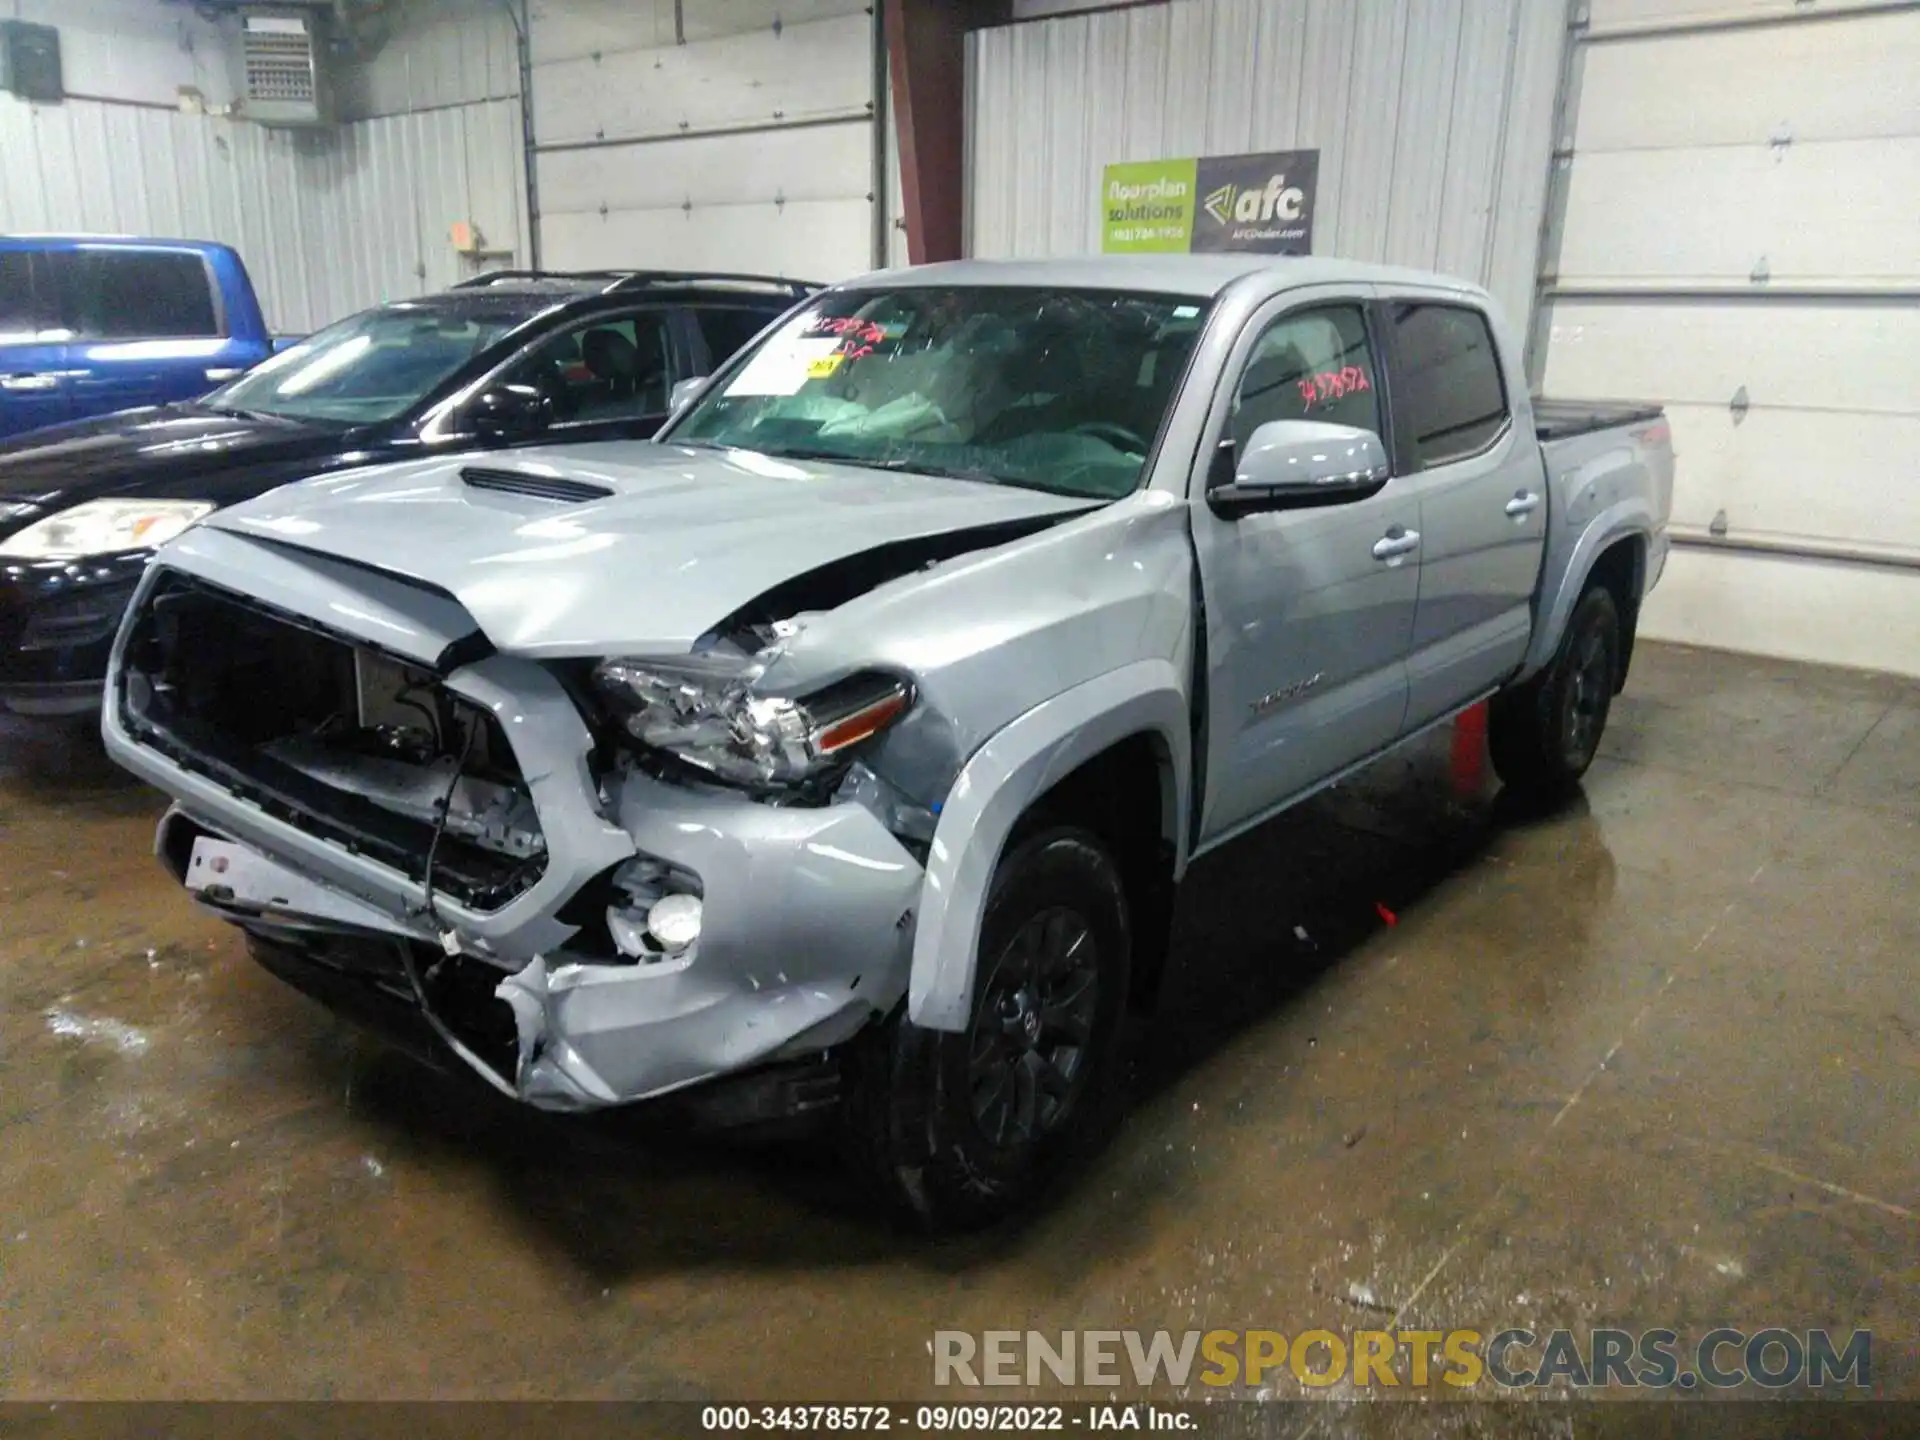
1102, 150, 1318, 255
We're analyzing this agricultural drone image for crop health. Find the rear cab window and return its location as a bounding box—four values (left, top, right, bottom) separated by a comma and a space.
44, 248, 224, 341
1389, 302, 1509, 468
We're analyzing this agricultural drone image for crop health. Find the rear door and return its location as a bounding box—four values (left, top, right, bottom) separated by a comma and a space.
1190, 286, 1421, 844
0, 251, 74, 438
47, 247, 246, 419
1384, 297, 1547, 731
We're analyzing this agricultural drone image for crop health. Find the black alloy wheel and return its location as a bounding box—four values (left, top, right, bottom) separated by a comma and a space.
966, 905, 1102, 1150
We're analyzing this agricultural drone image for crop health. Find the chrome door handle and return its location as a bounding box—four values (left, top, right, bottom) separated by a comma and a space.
0, 373, 61, 393
1372, 528, 1421, 561
1505, 491, 1541, 518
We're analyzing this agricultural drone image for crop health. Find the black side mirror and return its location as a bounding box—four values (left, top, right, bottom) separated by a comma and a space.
468, 383, 552, 441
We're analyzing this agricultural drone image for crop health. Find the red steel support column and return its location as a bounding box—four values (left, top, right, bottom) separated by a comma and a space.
886, 0, 1008, 265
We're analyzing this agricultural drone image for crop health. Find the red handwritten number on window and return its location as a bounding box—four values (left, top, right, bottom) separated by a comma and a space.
805, 316, 887, 347
1297, 365, 1371, 410
802, 316, 886, 373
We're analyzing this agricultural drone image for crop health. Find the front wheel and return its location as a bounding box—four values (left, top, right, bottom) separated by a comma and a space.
842, 828, 1131, 1230
1489, 584, 1621, 805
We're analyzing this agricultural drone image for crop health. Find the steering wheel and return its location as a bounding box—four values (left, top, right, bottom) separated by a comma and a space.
1068, 420, 1147, 453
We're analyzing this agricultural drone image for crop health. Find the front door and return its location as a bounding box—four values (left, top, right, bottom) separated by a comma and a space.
1384, 298, 1546, 730
482, 308, 685, 446
0, 252, 73, 439
1190, 290, 1420, 846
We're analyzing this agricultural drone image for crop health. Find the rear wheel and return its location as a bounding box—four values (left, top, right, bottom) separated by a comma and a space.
1490, 584, 1621, 805
843, 828, 1130, 1230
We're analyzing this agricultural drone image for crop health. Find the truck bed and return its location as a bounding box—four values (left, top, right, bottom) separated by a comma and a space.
1532, 398, 1664, 442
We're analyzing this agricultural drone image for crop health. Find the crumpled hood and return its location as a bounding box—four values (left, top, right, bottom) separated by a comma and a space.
203, 440, 1092, 657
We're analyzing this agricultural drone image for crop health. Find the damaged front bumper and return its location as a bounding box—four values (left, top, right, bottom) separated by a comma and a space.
149, 761, 924, 1109
107, 547, 925, 1112
505, 765, 924, 1106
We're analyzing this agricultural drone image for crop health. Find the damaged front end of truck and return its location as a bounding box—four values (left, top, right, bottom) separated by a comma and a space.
101, 468, 1093, 1119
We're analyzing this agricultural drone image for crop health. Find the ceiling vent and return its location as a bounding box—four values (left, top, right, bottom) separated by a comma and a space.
238, 9, 330, 126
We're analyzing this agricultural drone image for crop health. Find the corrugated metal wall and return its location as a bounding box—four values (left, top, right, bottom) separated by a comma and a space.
0, 96, 527, 334
0, 0, 529, 335
966, 0, 1572, 332
2, 0, 238, 106
335, 0, 522, 119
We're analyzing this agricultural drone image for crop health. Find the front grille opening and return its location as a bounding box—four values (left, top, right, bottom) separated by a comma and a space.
121, 572, 547, 912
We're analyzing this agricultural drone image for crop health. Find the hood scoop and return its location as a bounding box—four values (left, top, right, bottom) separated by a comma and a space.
460, 467, 614, 504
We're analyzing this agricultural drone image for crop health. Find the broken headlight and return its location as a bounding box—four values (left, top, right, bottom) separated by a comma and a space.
591, 655, 912, 792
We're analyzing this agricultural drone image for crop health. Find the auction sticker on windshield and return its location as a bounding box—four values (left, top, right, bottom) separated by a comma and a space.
726, 329, 846, 397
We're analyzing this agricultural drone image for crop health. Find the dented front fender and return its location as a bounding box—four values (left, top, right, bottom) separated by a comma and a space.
908, 660, 1192, 1033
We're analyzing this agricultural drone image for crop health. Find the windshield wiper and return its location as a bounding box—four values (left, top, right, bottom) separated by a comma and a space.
769, 448, 1009, 486
871, 458, 1011, 485
760, 445, 872, 466
200, 405, 299, 424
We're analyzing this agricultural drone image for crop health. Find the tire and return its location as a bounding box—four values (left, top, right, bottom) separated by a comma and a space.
842, 827, 1131, 1231
1489, 584, 1621, 805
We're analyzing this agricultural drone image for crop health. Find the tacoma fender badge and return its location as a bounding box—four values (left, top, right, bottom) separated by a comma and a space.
1252, 672, 1323, 718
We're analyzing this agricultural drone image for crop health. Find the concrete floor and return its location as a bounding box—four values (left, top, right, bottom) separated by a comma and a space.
1, 642, 1914, 1416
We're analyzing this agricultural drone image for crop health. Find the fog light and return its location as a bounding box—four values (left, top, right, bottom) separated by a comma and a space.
647, 893, 703, 951
607, 906, 650, 958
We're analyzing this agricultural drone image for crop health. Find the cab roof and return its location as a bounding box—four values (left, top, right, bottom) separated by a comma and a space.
843, 254, 1486, 301
0, 234, 241, 256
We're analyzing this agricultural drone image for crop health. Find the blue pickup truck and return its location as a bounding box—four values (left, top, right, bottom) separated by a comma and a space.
0, 236, 278, 439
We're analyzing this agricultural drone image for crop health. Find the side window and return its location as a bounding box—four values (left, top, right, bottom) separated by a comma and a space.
1390, 303, 1508, 468
0, 254, 45, 341
500, 311, 675, 424
695, 306, 780, 370
1229, 304, 1380, 454
47, 251, 222, 340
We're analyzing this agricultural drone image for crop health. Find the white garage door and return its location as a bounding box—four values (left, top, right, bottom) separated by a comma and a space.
1536, 0, 1920, 677
530, 0, 878, 282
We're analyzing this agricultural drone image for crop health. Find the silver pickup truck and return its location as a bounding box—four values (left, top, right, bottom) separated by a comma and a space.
103, 256, 1673, 1226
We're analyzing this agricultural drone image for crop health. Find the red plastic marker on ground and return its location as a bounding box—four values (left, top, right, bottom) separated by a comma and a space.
1375, 901, 1398, 926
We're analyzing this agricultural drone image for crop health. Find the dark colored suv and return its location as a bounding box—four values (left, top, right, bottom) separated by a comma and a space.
0, 270, 811, 715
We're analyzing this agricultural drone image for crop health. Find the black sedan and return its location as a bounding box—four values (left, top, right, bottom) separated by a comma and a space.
0, 269, 808, 715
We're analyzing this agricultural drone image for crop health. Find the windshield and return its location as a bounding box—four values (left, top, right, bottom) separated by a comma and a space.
666, 286, 1211, 499
208, 306, 528, 424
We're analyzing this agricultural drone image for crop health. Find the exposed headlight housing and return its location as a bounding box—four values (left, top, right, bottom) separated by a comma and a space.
0, 499, 215, 560
591, 654, 913, 793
